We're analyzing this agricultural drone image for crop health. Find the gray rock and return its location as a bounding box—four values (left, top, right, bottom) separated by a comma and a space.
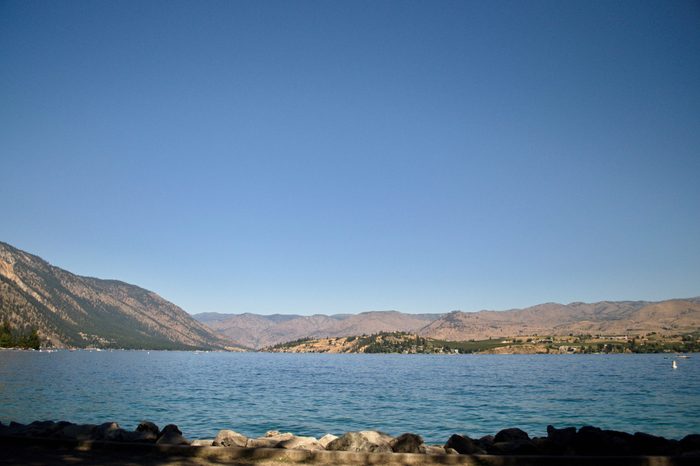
246, 437, 284, 448
390, 433, 424, 453
246, 431, 296, 448
277, 436, 324, 451
358, 430, 393, 445
424, 445, 447, 455
326, 431, 392, 453
191, 439, 214, 446
213, 429, 248, 447
265, 430, 294, 440
318, 434, 338, 448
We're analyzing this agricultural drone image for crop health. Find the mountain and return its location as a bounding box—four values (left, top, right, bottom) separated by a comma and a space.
419, 300, 700, 341
196, 299, 700, 349
195, 311, 442, 349
0, 241, 237, 350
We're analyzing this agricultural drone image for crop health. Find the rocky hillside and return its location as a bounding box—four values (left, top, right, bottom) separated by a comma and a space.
0, 241, 237, 350
198, 299, 700, 349
421, 299, 700, 341
194, 311, 441, 349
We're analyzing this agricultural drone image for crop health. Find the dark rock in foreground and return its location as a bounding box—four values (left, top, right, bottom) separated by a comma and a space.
445, 434, 482, 454
1, 420, 699, 457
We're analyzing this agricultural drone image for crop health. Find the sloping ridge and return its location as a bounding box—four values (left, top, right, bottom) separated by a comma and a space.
419, 299, 700, 341
197, 310, 441, 349
197, 298, 700, 349
0, 241, 234, 350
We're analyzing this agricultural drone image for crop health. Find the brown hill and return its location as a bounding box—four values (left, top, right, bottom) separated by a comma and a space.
0, 241, 237, 350
419, 300, 700, 341
198, 299, 700, 348
197, 311, 439, 349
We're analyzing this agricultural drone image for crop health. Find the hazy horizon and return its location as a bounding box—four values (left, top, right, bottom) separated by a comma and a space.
2, 1, 699, 315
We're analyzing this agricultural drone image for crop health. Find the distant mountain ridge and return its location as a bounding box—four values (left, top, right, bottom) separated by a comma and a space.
195, 310, 442, 349
0, 241, 236, 350
196, 298, 700, 349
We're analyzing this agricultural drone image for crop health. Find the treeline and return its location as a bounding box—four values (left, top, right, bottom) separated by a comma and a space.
0, 321, 41, 350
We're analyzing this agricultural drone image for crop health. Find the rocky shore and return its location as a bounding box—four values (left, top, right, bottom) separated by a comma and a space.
1, 419, 699, 458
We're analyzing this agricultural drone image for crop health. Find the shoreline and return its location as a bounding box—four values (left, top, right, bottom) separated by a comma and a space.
2, 419, 699, 461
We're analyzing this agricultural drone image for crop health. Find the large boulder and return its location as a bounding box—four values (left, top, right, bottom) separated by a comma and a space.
136, 421, 160, 437
246, 431, 295, 448
318, 434, 338, 448
156, 424, 190, 446
680, 434, 700, 454
424, 445, 448, 455
573, 426, 633, 456
277, 436, 324, 451
491, 439, 539, 455
213, 429, 248, 447
632, 432, 676, 455
326, 431, 393, 453
91, 422, 123, 441
445, 434, 481, 454
6, 420, 68, 438
191, 439, 214, 446
121, 430, 159, 443
390, 433, 424, 453
55, 423, 97, 440
546, 425, 576, 454
494, 428, 530, 443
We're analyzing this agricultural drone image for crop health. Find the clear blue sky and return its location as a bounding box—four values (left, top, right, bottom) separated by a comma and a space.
1, 0, 699, 315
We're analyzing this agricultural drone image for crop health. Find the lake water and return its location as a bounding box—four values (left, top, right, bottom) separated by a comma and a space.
0, 351, 698, 443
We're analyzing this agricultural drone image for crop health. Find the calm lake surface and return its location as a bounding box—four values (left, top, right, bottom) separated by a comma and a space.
1, 351, 698, 443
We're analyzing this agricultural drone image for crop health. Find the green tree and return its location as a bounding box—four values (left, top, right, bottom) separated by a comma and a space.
0, 321, 14, 347
22, 329, 41, 350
